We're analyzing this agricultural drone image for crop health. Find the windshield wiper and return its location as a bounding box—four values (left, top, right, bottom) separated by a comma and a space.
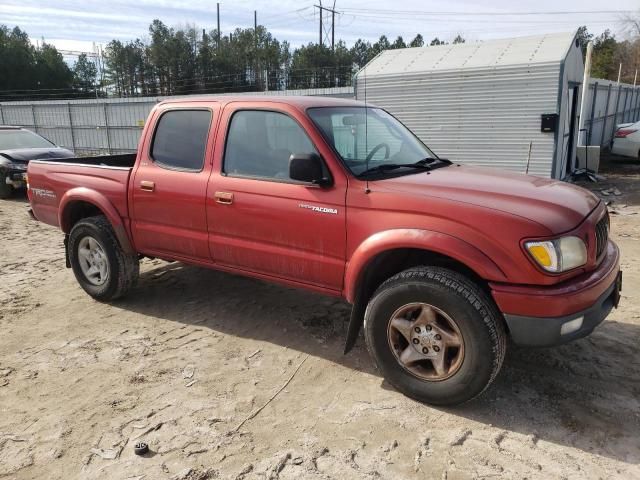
415, 157, 451, 166
358, 157, 450, 177
359, 162, 431, 176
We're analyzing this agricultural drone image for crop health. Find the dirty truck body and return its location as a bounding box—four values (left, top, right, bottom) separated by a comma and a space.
27, 96, 622, 405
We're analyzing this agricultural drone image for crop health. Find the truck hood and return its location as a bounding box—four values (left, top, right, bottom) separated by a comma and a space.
0, 147, 75, 164
377, 165, 600, 234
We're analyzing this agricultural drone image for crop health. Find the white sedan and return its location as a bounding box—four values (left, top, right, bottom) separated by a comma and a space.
611, 121, 640, 159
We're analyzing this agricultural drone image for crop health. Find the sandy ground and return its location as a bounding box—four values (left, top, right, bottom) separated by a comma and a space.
1, 155, 639, 480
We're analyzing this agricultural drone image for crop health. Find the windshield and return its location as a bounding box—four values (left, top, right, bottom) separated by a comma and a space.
308, 107, 440, 177
0, 130, 54, 150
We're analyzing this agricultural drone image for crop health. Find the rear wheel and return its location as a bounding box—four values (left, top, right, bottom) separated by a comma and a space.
364, 266, 506, 405
0, 176, 13, 199
68, 215, 139, 301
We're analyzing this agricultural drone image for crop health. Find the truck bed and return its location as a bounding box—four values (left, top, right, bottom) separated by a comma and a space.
27, 155, 134, 230
44, 153, 137, 168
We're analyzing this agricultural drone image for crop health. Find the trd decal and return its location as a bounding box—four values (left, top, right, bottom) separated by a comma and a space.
30, 188, 56, 200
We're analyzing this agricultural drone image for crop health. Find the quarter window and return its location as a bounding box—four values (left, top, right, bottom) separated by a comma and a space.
224, 110, 320, 180
151, 110, 212, 171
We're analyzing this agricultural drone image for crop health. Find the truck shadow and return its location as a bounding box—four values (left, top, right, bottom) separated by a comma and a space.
118, 261, 640, 465
0, 192, 28, 204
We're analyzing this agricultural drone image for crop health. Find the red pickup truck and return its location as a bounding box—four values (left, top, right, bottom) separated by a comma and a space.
27, 96, 622, 405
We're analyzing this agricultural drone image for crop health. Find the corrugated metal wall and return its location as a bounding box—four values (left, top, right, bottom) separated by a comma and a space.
583, 79, 640, 147
0, 88, 353, 155
357, 64, 562, 177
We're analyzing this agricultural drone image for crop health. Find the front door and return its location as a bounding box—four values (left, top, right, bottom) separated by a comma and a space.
207, 104, 347, 291
131, 106, 216, 262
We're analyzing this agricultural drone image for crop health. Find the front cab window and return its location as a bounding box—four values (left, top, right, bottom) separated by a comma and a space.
223, 110, 326, 181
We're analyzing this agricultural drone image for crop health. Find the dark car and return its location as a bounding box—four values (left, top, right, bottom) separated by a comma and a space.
0, 126, 75, 198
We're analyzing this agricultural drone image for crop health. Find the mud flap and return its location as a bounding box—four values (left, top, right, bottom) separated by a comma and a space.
613, 271, 622, 308
64, 234, 71, 268
344, 291, 367, 354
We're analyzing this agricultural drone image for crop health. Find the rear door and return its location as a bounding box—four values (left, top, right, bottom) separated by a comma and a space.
207, 102, 347, 291
130, 105, 217, 262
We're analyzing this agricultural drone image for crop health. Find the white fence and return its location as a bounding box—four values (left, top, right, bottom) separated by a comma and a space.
583, 79, 640, 147
1, 80, 638, 155
0, 88, 354, 155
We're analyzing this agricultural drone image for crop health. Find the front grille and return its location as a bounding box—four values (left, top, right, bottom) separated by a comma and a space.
595, 213, 609, 259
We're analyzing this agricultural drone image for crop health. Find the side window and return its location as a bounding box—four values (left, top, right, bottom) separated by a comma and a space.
224, 110, 319, 180
151, 110, 212, 171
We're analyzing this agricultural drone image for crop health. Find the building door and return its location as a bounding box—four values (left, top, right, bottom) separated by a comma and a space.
563, 85, 580, 177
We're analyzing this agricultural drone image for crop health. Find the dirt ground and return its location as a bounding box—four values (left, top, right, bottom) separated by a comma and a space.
1, 155, 639, 480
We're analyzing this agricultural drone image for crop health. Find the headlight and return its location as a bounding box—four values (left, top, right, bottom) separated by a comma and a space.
2, 161, 23, 170
525, 236, 587, 273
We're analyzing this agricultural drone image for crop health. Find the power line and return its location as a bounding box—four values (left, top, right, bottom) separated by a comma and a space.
339, 7, 635, 16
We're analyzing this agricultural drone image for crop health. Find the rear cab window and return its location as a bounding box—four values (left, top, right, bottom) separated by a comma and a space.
150, 109, 212, 171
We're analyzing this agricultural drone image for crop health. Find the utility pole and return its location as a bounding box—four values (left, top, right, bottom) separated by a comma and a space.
217, 3, 221, 52
316, 3, 338, 49
331, 9, 335, 50
254, 10, 259, 90
319, 3, 323, 46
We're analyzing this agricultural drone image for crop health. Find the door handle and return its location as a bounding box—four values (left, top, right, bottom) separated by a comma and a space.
215, 191, 234, 204
140, 180, 155, 192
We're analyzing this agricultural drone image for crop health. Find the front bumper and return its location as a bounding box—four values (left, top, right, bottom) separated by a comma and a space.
503, 271, 621, 346
5, 169, 27, 188
491, 241, 621, 347
611, 138, 639, 158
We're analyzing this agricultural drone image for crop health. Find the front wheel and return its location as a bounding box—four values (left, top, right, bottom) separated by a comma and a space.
364, 267, 506, 406
68, 215, 139, 301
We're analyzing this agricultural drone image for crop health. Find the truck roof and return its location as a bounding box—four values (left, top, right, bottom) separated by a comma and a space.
0, 126, 23, 130
158, 95, 367, 109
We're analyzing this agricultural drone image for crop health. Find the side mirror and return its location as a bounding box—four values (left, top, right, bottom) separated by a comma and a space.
289, 153, 331, 186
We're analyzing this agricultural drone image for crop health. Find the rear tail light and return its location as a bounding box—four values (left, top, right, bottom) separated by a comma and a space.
615, 129, 637, 138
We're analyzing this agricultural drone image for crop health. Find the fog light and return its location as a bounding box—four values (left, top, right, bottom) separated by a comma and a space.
560, 316, 584, 335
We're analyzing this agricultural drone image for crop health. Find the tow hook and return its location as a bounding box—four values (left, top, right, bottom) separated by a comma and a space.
64, 234, 71, 268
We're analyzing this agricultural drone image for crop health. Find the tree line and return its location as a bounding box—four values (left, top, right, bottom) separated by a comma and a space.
99, 22, 465, 98
0, 20, 638, 100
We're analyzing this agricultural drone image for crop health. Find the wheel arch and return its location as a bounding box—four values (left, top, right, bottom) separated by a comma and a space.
342, 229, 507, 354
344, 229, 507, 304
59, 188, 134, 254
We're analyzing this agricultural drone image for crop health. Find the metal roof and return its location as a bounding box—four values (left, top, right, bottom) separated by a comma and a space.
358, 32, 577, 77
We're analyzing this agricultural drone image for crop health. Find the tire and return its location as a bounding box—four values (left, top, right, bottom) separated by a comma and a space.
68, 215, 139, 301
0, 175, 13, 199
364, 266, 506, 406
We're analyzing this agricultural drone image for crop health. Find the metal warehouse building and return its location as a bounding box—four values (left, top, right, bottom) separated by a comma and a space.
355, 32, 584, 179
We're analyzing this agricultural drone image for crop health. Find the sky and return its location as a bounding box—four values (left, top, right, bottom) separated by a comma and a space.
1, 0, 638, 56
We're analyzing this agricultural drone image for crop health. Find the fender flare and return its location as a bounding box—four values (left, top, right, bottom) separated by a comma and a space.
344, 228, 507, 303
342, 229, 507, 353
58, 187, 135, 254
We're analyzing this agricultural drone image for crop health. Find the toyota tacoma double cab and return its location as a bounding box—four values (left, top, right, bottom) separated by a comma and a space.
27, 96, 622, 405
